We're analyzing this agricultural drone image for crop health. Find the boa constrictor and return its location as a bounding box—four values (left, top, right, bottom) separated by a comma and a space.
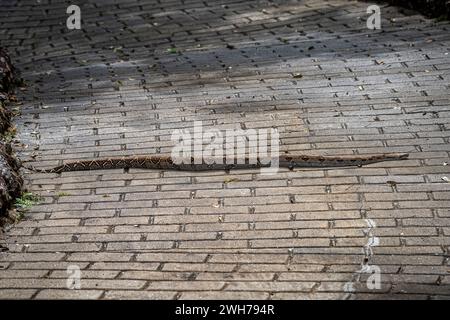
25, 153, 409, 173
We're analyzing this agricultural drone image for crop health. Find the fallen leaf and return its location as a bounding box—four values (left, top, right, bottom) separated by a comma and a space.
224, 178, 239, 184
113, 81, 122, 90
56, 192, 70, 197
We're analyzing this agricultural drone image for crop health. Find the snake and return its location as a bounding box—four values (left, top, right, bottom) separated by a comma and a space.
24, 153, 409, 173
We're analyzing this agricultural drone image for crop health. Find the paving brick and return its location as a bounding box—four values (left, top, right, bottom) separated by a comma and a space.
9, 262, 90, 270
119, 271, 192, 280
391, 284, 450, 295
26, 243, 103, 252
104, 290, 177, 299
209, 253, 288, 264
35, 290, 104, 299
224, 281, 316, 292
271, 292, 342, 299
67, 253, 134, 262
107, 241, 174, 251
49, 270, 120, 279
89, 262, 160, 271
0, 253, 65, 262
179, 291, 269, 299
136, 253, 207, 263
146, 280, 225, 291
38, 226, 109, 235
0, 289, 37, 299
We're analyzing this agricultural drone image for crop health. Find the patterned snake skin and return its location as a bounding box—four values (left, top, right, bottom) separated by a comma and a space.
26, 153, 409, 173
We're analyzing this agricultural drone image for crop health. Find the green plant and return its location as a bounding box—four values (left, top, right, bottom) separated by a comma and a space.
14, 192, 43, 210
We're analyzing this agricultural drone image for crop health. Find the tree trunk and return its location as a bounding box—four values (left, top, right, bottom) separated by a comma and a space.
0, 48, 23, 219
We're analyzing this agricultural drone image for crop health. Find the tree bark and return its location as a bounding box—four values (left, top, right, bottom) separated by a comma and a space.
0, 48, 23, 219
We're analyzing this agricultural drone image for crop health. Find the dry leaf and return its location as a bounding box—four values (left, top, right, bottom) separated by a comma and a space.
224, 178, 239, 184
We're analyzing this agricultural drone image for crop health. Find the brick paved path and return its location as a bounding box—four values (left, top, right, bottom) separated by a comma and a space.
0, 0, 449, 299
